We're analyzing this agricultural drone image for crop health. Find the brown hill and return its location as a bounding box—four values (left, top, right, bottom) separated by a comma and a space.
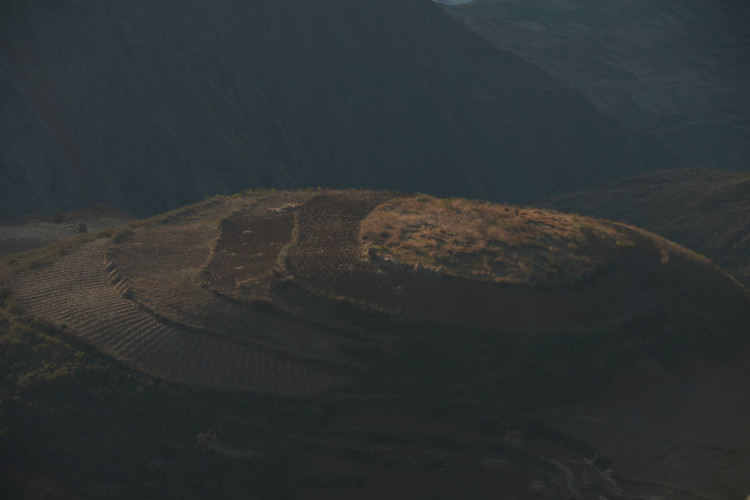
5, 189, 747, 391
197, 191, 747, 351
537, 168, 750, 289
2, 189, 749, 499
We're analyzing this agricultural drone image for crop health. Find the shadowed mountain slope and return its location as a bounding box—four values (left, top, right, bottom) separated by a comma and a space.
0, 0, 676, 220
538, 168, 750, 289
444, 0, 750, 171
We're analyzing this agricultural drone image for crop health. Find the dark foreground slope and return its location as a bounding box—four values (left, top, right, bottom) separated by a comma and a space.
538, 168, 750, 289
0, 310, 717, 500
1, 190, 749, 498
0, 0, 676, 220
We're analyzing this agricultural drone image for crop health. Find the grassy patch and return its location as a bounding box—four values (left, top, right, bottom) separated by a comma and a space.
361, 196, 633, 287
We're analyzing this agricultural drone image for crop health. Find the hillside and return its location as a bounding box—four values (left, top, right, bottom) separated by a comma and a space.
0, 312, 714, 500
0, 206, 132, 256
537, 168, 750, 289
0, 0, 677, 220
444, 0, 750, 171
1, 190, 749, 498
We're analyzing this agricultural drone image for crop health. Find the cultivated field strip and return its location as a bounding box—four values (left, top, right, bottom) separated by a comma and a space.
202, 195, 306, 294
110, 194, 349, 366
11, 238, 347, 395
286, 191, 395, 293
110, 197, 248, 322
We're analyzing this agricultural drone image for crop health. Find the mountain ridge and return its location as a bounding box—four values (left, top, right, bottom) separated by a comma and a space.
443, 0, 750, 172
0, 0, 677, 220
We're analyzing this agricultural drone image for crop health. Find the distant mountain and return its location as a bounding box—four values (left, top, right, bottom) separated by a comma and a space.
538, 168, 750, 289
444, 0, 750, 171
0, 0, 676, 220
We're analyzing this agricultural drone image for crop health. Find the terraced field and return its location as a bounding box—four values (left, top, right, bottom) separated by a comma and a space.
12, 231, 349, 395
5, 189, 750, 499
14, 190, 747, 398
108, 194, 350, 365
0, 211, 132, 255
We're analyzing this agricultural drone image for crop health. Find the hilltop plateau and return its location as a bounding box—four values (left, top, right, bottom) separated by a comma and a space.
0, 0, 675, 220
1, 190, 749, 498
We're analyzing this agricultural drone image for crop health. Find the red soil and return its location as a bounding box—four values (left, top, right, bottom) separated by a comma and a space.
204, 192, 313, 294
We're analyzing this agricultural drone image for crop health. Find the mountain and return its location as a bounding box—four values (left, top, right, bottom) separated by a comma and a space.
537, 168, 750, 289
443, 0, 750, 171
2, 190, 748, 498
0, 0, 677, 221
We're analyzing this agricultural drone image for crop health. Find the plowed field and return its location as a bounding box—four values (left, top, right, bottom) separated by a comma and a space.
12, 224, 350, 395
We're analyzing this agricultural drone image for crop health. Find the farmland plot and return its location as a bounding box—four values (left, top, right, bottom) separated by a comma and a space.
109, 194, 349, 366
12, 238, 348, 394
203, 192, 314, 295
